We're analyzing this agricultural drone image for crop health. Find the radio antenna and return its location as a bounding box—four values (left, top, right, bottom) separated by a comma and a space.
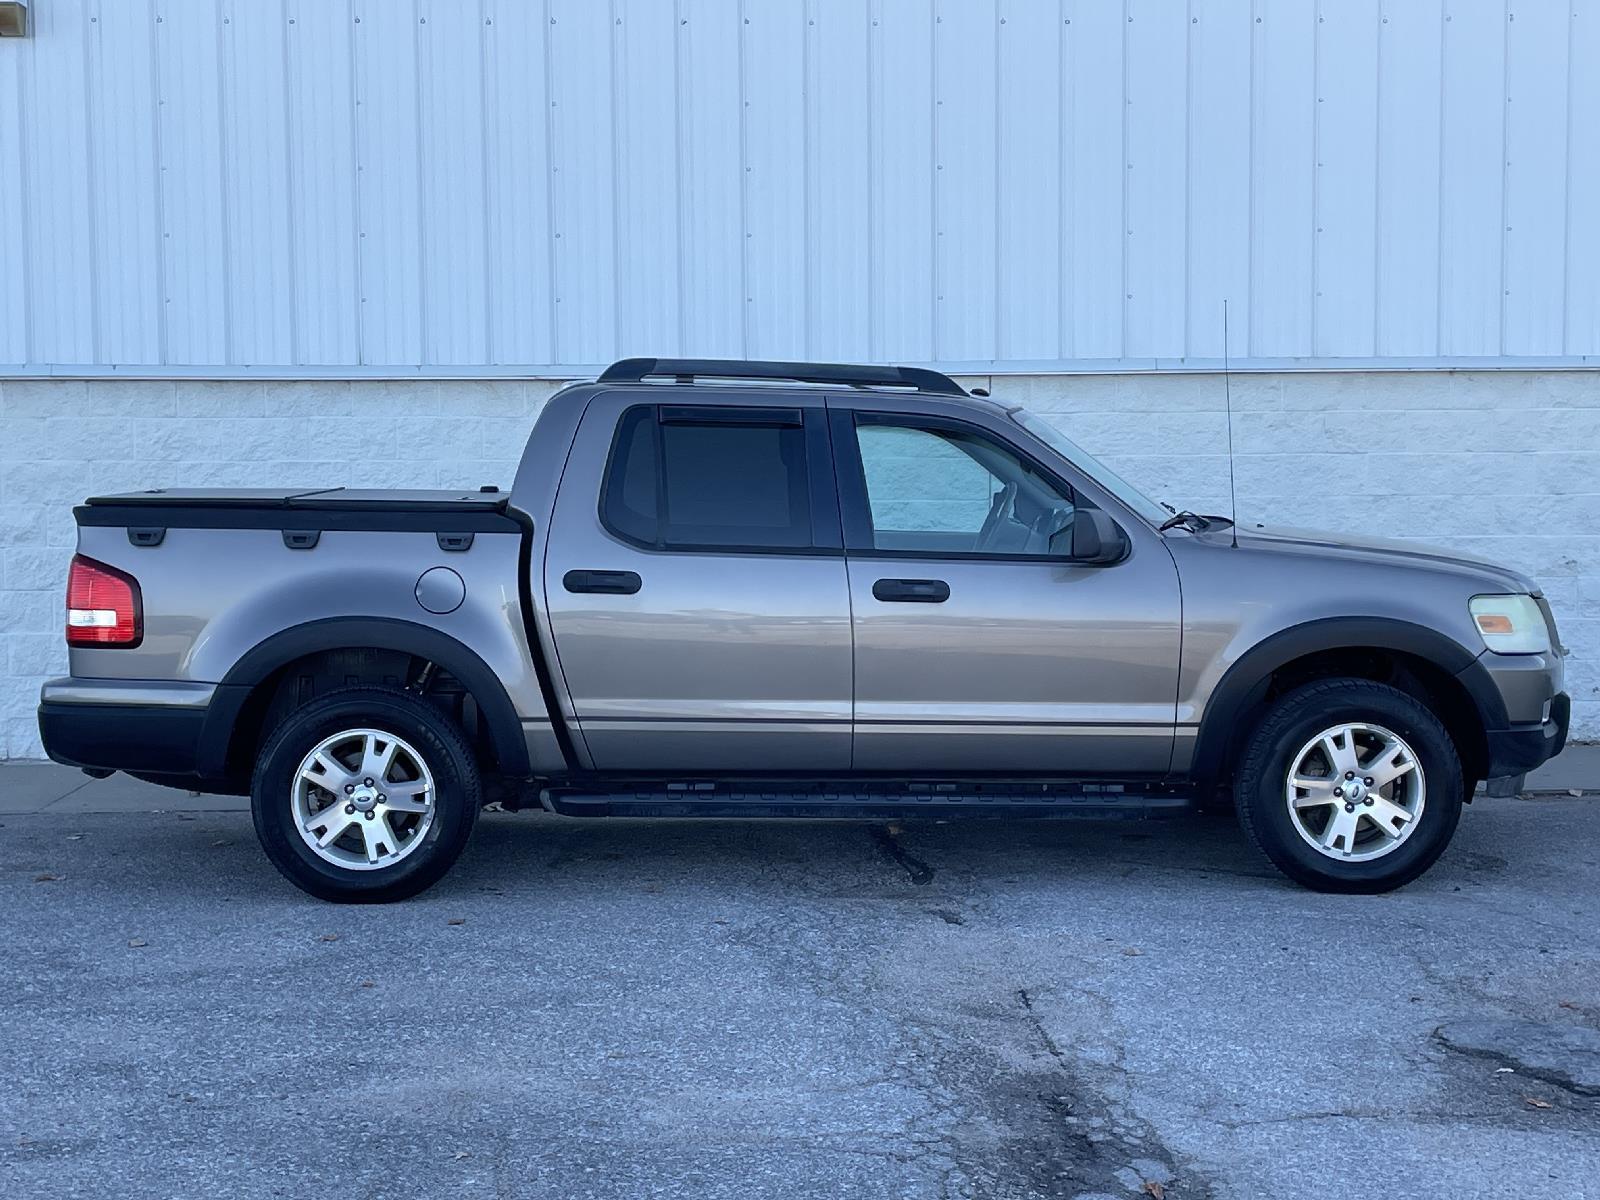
1223, 300, 1239, 548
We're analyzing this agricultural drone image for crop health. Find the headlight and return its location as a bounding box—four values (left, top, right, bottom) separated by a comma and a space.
1469, 594, 1551, 654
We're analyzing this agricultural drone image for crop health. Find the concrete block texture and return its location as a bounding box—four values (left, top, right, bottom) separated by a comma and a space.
0, 370, 1594, 758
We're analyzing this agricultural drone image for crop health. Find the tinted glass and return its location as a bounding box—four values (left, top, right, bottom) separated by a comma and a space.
602, 406, 659, 545
602, 407, 813, 550
855, 421, 1079, 556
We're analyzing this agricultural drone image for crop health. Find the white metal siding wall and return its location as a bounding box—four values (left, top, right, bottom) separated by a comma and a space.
2, 0, 1597, 375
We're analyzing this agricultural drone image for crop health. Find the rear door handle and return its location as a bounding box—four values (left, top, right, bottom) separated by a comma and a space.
872, 577, 950, 603
563, 569, 643, 595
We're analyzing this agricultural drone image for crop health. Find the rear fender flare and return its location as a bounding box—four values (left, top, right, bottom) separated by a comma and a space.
198, 617, 530, 778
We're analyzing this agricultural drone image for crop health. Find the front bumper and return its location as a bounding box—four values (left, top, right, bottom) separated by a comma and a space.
37, 678, 215, 776
1484, 691, 1570, 778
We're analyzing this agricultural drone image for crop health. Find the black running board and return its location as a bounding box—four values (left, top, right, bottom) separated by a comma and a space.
541, 784, 1194, 820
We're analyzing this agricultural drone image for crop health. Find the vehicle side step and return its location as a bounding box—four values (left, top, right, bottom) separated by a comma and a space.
541, 785, 1194, 820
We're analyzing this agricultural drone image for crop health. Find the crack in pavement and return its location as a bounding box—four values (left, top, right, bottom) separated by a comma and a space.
974, 987, 1215, 1199
871, 825, 937, 885
1435, 1021, 1600, 1099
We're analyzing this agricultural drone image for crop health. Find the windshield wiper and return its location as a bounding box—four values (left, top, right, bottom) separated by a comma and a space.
1158, 510, 1209, 532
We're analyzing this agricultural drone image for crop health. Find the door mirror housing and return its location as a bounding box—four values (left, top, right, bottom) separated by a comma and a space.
1052, 509, 1129, 565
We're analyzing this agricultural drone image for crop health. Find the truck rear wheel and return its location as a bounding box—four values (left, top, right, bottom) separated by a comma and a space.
1234, 678, 1464, 893
250, 686, 481, 902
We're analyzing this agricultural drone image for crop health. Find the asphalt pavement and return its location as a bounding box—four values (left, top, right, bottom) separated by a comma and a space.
2, 764, 1597, 1199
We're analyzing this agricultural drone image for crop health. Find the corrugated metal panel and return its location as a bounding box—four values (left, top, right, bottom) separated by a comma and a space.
286, 0, 360, 366
2, 0, 1597, 375
418, 0, 489, 366
678, 0, 743, 359
1066, 0, 1124, 361
741, 1, 805, 360
89, 0, 163, 364
223, 0, 294, 365
933, 0, 997, 362
807, 0, 871, 363
615, 0, 681, 358
548, 0, 616, 366
869, 0, 935, 363
995, 2, 1060, 361
156, 0, 229, 365
1249, 1, 1316, 359
1568, 1, 1600, 354
24, 0, 96, 365
482, 0, 553, 367
355, 0, 425, 365
1124, 0, 1186, 358
1313, 0, 1379, 358
1186, 0, 1251, 360
0, 11, 30, 366
1374, 0, 1443, 357
1438, 2, 1505, 357
1502, 1, 1569, 356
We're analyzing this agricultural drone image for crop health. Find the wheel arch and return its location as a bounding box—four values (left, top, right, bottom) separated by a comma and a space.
197, 617, 531, 783
1190, 617, 1502, 788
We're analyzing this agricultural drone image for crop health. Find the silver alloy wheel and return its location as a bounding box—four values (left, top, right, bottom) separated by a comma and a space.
1285, 722, 1426, 862
291, 728, 436, 871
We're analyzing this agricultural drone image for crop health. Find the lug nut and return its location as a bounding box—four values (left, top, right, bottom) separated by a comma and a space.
1363, 777, 1373, 786
1363, 797, 1375, 806
1344, 803, 1356, 813
378, 794, 386, 803
345, 804, 355, 814
344, 784, 355, 794
363, 810, 375, 820
364, 778, 373, 787
1345, 771, 1355, 780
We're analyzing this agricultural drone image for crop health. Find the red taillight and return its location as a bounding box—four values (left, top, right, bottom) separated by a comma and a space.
66, 555, 143, 647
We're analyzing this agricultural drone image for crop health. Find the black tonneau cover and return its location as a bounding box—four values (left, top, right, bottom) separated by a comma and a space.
82, 487, 507, 510
75, 488, 519, 532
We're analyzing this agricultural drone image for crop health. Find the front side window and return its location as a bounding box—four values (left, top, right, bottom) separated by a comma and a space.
853, 419, 1082, 557
602, 406, 813, 550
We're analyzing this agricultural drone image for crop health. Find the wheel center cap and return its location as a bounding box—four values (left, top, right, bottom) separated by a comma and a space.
1340, 779, 1367, 803
351, 785, 379, 811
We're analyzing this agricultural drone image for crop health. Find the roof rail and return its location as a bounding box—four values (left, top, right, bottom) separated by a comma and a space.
597, 357, 968, 397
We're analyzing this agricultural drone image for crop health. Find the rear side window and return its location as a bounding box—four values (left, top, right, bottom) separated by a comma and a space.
601, 406, 814, 551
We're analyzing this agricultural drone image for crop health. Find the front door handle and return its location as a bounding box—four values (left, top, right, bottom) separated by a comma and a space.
872, 577, 950, 603
563, 569, 643, 595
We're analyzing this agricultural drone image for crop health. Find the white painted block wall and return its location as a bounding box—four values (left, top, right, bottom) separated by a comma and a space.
2, 370, 1595, 760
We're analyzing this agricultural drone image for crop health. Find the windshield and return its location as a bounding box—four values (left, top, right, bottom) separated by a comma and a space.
1010, 408, 1170, 527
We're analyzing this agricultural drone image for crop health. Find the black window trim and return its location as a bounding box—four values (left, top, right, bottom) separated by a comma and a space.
597, 403, 843, 557
829, 407, 1116, 565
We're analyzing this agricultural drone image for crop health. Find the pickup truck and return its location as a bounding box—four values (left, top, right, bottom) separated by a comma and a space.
39, 358, 1569, 902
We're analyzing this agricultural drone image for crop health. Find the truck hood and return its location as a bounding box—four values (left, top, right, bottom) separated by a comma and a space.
1218, 523, 1539, 594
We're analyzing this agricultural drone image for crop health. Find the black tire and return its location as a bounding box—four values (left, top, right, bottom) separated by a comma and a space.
1235, 678, 1464, 893
251, 685, 481, 903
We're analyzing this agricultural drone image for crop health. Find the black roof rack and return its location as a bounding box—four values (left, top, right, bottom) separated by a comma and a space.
597, 357, 968, 397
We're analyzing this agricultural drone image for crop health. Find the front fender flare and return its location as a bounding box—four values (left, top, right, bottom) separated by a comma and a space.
1189, 616, 1502, 783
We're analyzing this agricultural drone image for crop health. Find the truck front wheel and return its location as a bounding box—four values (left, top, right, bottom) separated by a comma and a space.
250, 686, 481, 902
1234, 678, 1464, 893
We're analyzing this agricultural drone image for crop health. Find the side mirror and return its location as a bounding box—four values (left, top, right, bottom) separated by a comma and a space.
1053, 509, 1129, 565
